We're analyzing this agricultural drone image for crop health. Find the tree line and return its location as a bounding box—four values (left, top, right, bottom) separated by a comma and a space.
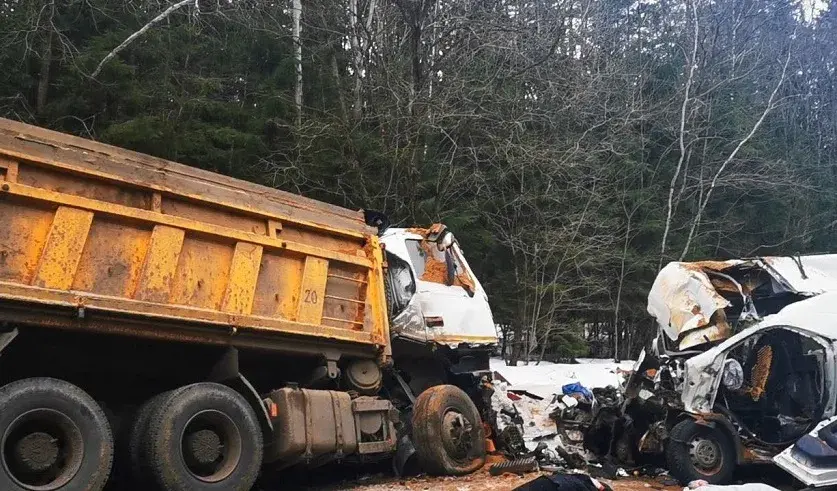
1, 0, 835, 363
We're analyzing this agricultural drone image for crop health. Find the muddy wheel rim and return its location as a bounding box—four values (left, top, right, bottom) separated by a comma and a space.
179, 410, 242, 483
689, 436, 722, 474
441, 409, 473, 459
1, 409, 85, 491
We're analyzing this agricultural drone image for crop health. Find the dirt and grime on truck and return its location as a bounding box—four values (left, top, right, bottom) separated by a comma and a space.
0, 118, 499, 491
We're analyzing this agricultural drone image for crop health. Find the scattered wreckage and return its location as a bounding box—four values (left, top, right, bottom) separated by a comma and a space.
555, 255, 837, 486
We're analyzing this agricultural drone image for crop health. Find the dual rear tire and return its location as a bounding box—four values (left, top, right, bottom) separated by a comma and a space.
129, 383, 263, 491
0, 378, 262, 491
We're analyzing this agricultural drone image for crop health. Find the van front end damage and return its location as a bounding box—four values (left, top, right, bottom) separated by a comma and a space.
637, 296, 836, 484
567, 260, 837, 485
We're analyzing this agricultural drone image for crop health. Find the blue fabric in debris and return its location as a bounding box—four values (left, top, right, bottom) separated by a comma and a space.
562, 382, 594, 402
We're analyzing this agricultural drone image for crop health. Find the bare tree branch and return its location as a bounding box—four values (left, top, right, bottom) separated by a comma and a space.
91, 0, 196, 79
679, 42, 793, 260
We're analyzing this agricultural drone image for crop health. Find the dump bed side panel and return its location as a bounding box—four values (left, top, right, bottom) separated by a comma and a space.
0, 119, 390, 360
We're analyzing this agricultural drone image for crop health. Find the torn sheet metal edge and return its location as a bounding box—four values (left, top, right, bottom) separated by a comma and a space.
431, 336, 499, 348
648, 254, 837, 350
389, 297, 427, 343
774, 416, 837, 487
647, 261, 734, 347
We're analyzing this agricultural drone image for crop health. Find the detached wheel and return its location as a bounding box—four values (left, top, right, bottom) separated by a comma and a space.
0, 378, 113, 491
666, 419, 736, 485
412, 384, 486, 476
143, 383, 262, 491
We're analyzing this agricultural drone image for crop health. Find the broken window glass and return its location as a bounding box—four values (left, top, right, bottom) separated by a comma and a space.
384, 252, 415, 319
405, 239, 476, 295
405, 239, 460, 284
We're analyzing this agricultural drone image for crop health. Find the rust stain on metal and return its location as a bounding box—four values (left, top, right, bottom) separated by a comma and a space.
682, 260, 738, 272
421, 254, 450, 284
433, 334, 500, 344
405, 227, 429, 236
134, 225, 185, 303
221, 242, 264, 315
33, 206, 94, 290
0, 117, 375, 237
0, 118, 392, 361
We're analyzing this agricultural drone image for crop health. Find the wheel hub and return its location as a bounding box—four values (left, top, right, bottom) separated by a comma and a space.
184, 429, 222, 466
1, 408, 84, 491
179, 410, 242, 483
442, 410, 473, 459
689, 436, 721, 470
12, 432, 59, 473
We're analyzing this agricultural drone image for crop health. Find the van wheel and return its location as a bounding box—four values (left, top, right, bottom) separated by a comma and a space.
142, 383, 262, 491
412, 385, 486, 476
0, 378, 113, 491
667, 419, 736, 485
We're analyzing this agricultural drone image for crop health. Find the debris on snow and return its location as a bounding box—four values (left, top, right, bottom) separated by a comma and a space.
489, 357, 634, 471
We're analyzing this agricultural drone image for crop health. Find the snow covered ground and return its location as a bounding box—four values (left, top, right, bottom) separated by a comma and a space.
489, 358, 635, 399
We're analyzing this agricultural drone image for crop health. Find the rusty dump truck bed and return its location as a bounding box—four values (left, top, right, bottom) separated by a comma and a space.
0, 118, 389, 360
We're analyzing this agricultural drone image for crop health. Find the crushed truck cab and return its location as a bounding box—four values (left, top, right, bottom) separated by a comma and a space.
381, 224, 496, 349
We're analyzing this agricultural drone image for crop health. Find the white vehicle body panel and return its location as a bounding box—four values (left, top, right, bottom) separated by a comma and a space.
380, 228, 498, 348
681, 292, 837, 415
648, 255, 837, 351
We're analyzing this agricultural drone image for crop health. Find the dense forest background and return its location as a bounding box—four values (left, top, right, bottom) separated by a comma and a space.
1, 0, 836, 363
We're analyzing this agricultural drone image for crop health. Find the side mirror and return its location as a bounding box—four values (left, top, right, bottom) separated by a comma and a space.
436, 230, 455, 251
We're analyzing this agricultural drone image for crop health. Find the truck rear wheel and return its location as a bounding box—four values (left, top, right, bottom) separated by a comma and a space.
0, 378, 113, 491
121, 391, 172, 488
412, 384, 486, 476
142, 383, 262, 491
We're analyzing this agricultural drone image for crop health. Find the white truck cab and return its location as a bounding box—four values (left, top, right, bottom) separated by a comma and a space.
379, 224, 497, 350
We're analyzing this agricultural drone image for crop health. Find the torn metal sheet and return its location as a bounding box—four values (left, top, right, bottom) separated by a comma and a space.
648, 254, 837, 350
389, 298, 427, 343
648, 262, 736, 350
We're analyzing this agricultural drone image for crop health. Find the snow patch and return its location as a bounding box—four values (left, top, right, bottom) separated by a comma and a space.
490, 357, 634, 399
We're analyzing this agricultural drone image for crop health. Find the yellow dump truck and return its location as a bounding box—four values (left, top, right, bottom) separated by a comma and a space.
0, 118, 498, 491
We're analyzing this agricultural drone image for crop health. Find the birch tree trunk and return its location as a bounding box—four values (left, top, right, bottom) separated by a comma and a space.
659, 0, 699, 267
92, 0, 195, 78
292, 0, 303, 126
678, 47, 793, 259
